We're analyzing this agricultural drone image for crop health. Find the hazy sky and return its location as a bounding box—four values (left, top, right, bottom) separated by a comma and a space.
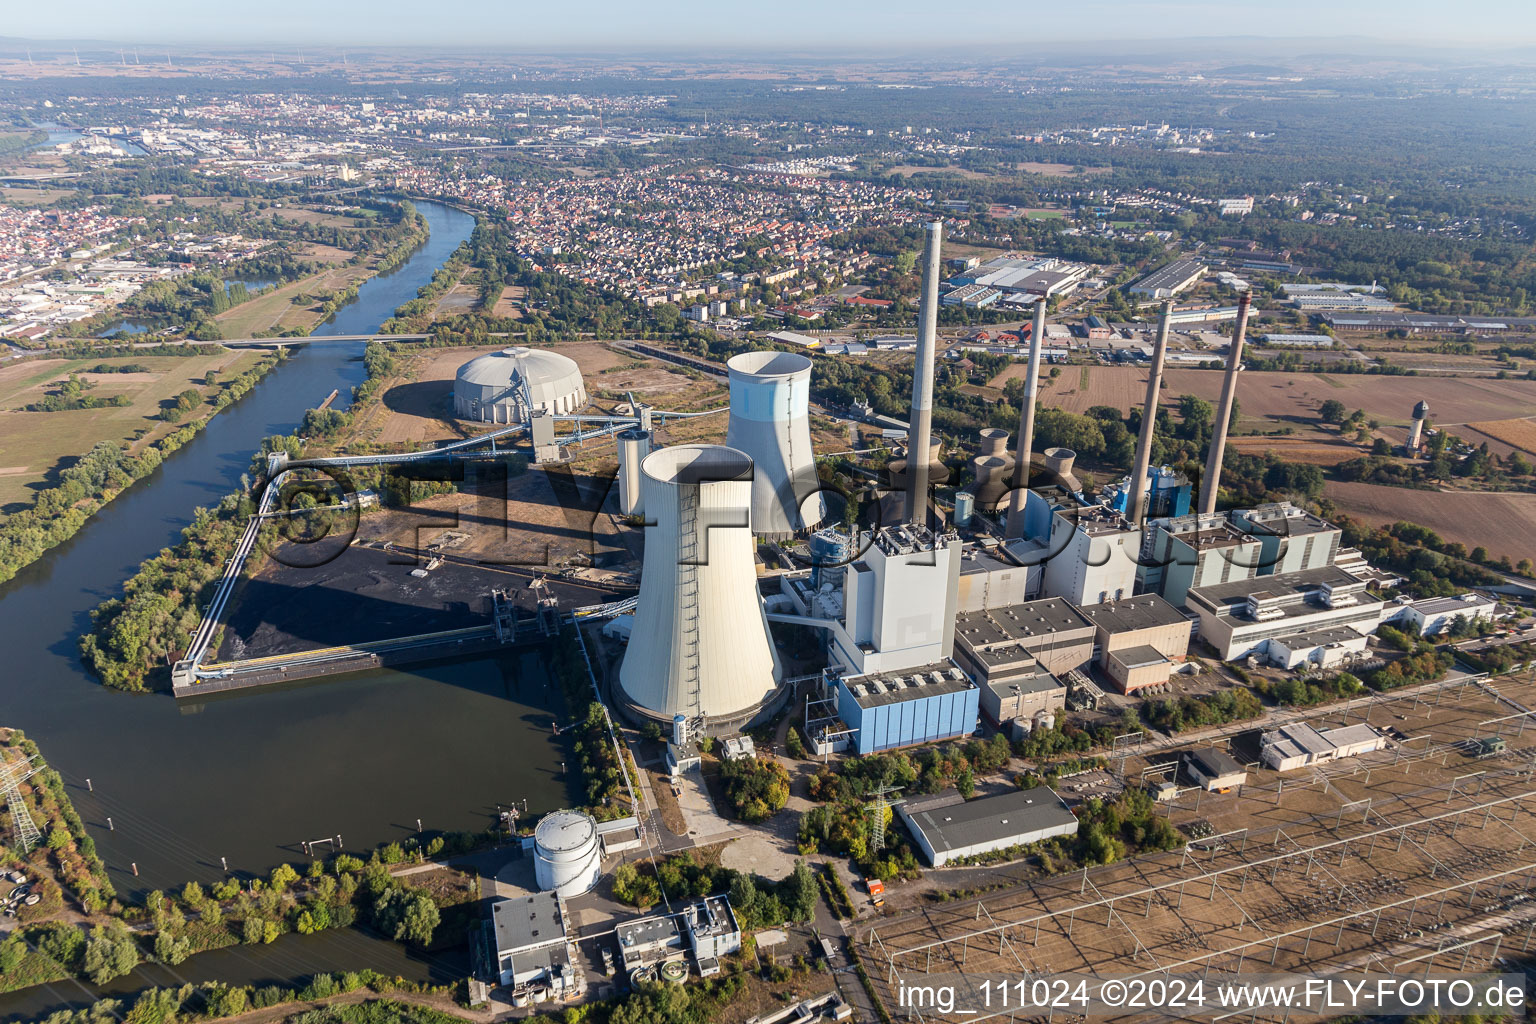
12, 0, 1536, 48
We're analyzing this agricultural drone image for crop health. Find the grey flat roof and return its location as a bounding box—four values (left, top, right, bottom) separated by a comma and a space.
1411, 595, 1495, 616
1187, 747, 1245, 778
842, 662, 975, 710
1132, 259, 1205, 291
1108, 644, 1168, 669
900, 787, 1077, 855
1188, 565, 1365, 608
493, 892, 566, 955
1273, 626, 1367, 649
616, 914, 681, 950
985, 671, 1066, 700
955, 598, 1094, 649
1078, 594, 1187, 634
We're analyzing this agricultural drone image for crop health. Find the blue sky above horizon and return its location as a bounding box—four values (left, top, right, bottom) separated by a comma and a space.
13, 0, 1536, 49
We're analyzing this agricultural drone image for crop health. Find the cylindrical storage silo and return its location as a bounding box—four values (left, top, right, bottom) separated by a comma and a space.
970, 454, 1014, 511
618, 445, 784, 733
616, 428, 651, 517
726, 351, 825, 539
953, 491, 975, 527
978, 428, 1010, 459
533, 809, 601, 899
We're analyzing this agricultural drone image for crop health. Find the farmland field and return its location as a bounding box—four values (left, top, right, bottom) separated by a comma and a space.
1465, 417, 1536, 456
0, 350, 260, 515
1324, 480, 1536, 564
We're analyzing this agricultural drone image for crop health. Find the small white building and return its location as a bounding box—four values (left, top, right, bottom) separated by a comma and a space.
721, 736, 756, 761
1265, 627, 1370, 670
1184, 747, 1247, 792
683, 896, 741, 975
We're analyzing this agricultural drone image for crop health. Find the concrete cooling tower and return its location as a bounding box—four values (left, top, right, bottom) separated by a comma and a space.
726, 351, 825, 539
617, 444, 784, 733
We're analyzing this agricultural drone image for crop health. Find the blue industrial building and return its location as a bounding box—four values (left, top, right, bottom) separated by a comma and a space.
1101, 466, 1192, 520
832, 662, 980, 755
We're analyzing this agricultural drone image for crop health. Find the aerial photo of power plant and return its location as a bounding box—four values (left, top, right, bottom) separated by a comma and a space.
3, 6, 1536, 1023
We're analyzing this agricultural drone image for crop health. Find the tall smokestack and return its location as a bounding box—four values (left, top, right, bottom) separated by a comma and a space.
1198, 292, 1251, 514
906, 221, 943, 527
1004, 298, 1048, 539
1126, 300, 1173, 525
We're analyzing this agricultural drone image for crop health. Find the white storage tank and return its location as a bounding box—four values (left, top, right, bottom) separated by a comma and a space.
533, 809, 602, 899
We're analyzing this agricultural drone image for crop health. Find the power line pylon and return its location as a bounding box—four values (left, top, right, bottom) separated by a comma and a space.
1, 752, 42, 854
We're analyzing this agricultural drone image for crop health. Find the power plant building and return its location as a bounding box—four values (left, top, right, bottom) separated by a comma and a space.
830, 525, 961, 676
453, 346, 588, 423
1230, 503, 1342, 577
1077, 595, 1191, 694
725, 351, 825, 538
953, 597, 1096, 679
898, 787, 1078, 867
831, 662, 979, 755
1187, 566, 1384, 663
618, 445, 784, 733
1142, 512, 1265, 608
1038, 504, 1142, 607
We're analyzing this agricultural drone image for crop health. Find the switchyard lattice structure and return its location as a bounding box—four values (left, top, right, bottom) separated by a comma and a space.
863, 673, 1536, 1024
0, 751, 41, 854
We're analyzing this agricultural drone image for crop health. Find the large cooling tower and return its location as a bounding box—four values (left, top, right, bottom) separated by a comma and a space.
726, 351, 825, 539
617, 445, 784, 733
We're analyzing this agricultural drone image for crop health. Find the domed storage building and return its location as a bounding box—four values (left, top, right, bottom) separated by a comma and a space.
453, 346, 587, 424
533, 809, 602, 900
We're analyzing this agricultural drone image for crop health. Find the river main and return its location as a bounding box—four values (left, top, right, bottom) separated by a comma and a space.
0, 201, 575, 908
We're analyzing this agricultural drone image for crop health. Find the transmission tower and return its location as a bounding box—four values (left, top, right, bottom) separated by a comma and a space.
869, 781, 900, 854
0, 753, 42, 854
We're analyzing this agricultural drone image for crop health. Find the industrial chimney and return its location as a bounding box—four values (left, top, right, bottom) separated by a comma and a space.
617, 445, 784, 733
1198, 292, 1251, 514
906, 221, 943, 527
725, 350, 825, 538
1125, 300, 1173, 524
1004, 298, 1049, 538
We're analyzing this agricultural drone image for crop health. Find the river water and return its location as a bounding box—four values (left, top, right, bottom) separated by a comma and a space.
0, 201, 573, 1018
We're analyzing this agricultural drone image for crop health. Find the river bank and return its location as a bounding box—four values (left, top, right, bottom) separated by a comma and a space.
0, 200, 574, 904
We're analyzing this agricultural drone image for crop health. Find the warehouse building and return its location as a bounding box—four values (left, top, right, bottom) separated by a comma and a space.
898, 787, 1078, 867
1187, 566, 1384, 663
1184, 747, 1247, 792
1077, 594, 1191, 693
1129, 260, 1206, 299
831, 662, 979, 755
941, 283, 1002, 308
1260, 333, 1336, 348
1260, 723, 1387, 772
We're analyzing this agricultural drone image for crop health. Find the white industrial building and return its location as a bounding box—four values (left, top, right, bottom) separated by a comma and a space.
725, 350, 826, 538
897, 787, 1078, 866
492, 892, 577, 995
453, 346, 587, 423
682, 896, 741, 976
532, 810, 602, 900
1187, 566, 1384, 663
618, 445, 785, 734
1386, 594, 1500, 637
826, 525, 962, 676
1260, 723, 1387, 772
